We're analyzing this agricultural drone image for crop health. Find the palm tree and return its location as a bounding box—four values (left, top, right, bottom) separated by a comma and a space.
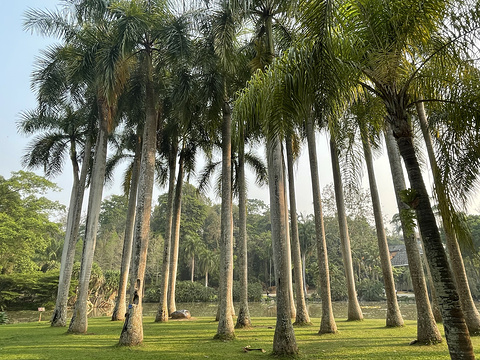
67, 18, 128, 336
305, 116, 337, 334
109, 0, 190, 345
183, 234, 202, 282
384, 122, 442, 344
417, 101, 480, 335
328, 135, 363, 321
21, 14, 98, 327
24, 2, 126, 333
155, 134, 177, 322
244, 0, 302, 353
19, 93, 94, 328
110, 127, 142, 321
235, 118, 252, 329
359, 122, 403, 327
168, 147, 186, 316
285, 134, 311, 325
192, 0, 244, 340
329, 0, 476, 356
198, 248, 218, 288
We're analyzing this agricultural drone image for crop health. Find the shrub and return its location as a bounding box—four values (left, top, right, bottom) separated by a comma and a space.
329, 264, 348, 301
357, 279, 385, 301
0, 270, 72, 310
143, 287, 161, 303
144, 282, 217, 303
175, 281, 217, 302
0, 312, 7, 324
233, 281, 263, 302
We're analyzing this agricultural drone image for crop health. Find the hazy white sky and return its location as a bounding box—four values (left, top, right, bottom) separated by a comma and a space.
2, 1, 469, 225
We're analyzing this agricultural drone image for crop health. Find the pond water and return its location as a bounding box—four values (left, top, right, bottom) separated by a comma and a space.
5, 299, 420, 324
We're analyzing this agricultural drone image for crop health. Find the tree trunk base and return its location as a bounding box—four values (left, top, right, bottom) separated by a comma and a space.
155, 307, 169, 323
67, 307, 88, 334
50, 308, 67, 327
119, 303, 143, 346
111, 302, 126, 321
235, 306, 251, 329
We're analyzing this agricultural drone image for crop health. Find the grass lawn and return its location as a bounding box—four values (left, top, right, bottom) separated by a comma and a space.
0, 317, 478, 359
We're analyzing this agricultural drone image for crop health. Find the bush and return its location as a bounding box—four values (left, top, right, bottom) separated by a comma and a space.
0, 270, 73, 310
233, 281, 263, 302
329, 264, 348, 301
0, 312, 7, 324
144, 281, 217, 303
357, 279, 385, 301
143, 287, 161, 303
175, 281, 217, 302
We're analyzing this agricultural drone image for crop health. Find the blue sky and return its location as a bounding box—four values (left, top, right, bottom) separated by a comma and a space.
0, 1, 70, 202
1, 1, 463, 223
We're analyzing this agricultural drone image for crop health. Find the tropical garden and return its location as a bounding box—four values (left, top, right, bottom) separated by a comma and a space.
2, 0, 480, 358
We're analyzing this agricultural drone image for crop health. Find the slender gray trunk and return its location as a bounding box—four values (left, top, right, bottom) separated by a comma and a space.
285, 135, 311, 325
384, 124, 441, 343
51, 135, 91, 327
68, 102, 109, 334
235, 122, 251, 329
155, 142, 177, 322
119, 52, 157, 346
361, 131, 403, 327
190, 257, 195, 282
329, 137, 363, 321
282, 150, 296, 320
215, 99, 235, 340
417, 101, 480, 335
267, 135, 298, 355
305, 117, 337, 334
111, 134, 142, 321
168, 153, 184, 316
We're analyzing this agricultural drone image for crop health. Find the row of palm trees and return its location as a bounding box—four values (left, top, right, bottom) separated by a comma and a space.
21, 0, 480, 358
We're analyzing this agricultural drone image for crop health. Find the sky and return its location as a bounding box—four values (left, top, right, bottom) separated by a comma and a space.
2, 1, 472, 226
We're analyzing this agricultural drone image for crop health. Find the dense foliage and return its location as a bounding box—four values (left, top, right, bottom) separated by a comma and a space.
0, 270, 68, 310
0, 171, 64, 274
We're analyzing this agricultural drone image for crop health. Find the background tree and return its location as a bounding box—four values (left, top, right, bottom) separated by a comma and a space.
0, 171, 64, 274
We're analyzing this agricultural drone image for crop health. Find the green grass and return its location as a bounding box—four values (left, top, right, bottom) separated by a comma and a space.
0, 317, 478, 359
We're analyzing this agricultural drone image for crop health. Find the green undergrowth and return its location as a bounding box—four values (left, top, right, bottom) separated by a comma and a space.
0, 317, 478, 359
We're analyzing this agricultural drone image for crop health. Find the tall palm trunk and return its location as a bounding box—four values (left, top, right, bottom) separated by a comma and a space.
168, 151, 185, 316
285, 134, 311, 325
384, 124, 441, 343
361, 131, 403, 327
417, 101, 480, 335
388, 102, 474, 358
190, 257, 195, 282
111, 133, 142, 321
305, 117, 337, 334
422, 246, 443, 322
235, 122, 251, 329
329, 138, 363, 321
155, 141, 178, 322
68, 100, 109, 334
51, 135, 92, 327
282, 153, 296, 320
215, 99, 235, 340
267, 135, 298, 355
119, 51, 157, 346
